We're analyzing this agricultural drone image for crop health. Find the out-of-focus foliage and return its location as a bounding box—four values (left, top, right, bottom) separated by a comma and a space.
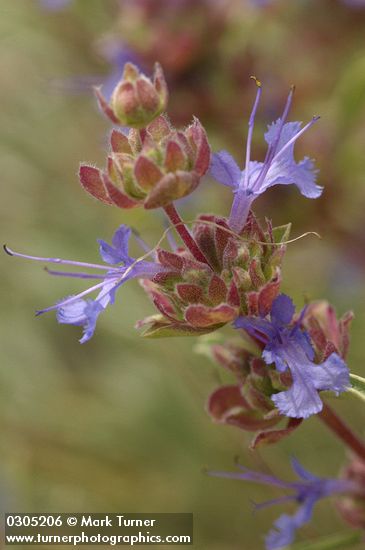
1, 1, 365, 548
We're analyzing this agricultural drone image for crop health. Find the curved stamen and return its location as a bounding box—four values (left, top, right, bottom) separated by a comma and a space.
241, 77, 262, 191
44, 267, 113, 279
272, 116, 320, 163
35, 279, 115, 315
4, 244, 110, 271
228, 78, 262, 231
207, 469, 294, 490
253, 495, 297, 511
250, 86, 295, 194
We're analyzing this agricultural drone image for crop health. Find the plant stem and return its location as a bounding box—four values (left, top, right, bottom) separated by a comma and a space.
163, 203, 211, 266
139, 128, 147, 142
318, 402, 365, 461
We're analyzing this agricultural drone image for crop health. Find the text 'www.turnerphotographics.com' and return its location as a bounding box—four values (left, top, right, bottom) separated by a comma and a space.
4, 513, 193, 546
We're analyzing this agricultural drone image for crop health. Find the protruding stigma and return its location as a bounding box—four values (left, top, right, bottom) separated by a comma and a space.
3, 244, 13, 256
250, 75, 262, 88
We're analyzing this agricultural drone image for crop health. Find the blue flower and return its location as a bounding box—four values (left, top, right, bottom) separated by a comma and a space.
5, 225, 164, 343
208, 457, 355, 550
210, 81, 322, 233
234, 294, 349, 418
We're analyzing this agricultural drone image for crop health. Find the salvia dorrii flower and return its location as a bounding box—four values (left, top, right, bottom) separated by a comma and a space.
235, 294, 350, 418
94, 62, 168, 128
205, 294, 354, 445
208, 458, 357, 550
4, 225, 166, 343
136, 213, 289, 337
209, 80, 322, 233
79, 113, 210, 210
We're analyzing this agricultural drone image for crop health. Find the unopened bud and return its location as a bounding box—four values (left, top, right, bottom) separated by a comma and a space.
95, 62, 168, 128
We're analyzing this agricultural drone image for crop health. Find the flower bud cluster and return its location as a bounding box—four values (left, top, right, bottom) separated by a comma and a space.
79, 64, 210, 210
137, 213, 288, 337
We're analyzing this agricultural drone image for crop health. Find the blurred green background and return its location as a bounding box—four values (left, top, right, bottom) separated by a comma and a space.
1, 1, 365, 548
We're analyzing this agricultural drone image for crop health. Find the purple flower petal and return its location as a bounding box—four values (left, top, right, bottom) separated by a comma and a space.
57, 299, 104, 344
234, 316, 277, 342
268, 344, 349, 419
266, 496, 317, 550
290, 457, 319, 482
236, 294, 350, 419
270, 294, 295, 326
209, 151, 241, 188
98, 225, 132, 264
268, 344, 327, 418
311, 352, 350, 394
262, 120, 322, 198
264, 120, 302, 153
